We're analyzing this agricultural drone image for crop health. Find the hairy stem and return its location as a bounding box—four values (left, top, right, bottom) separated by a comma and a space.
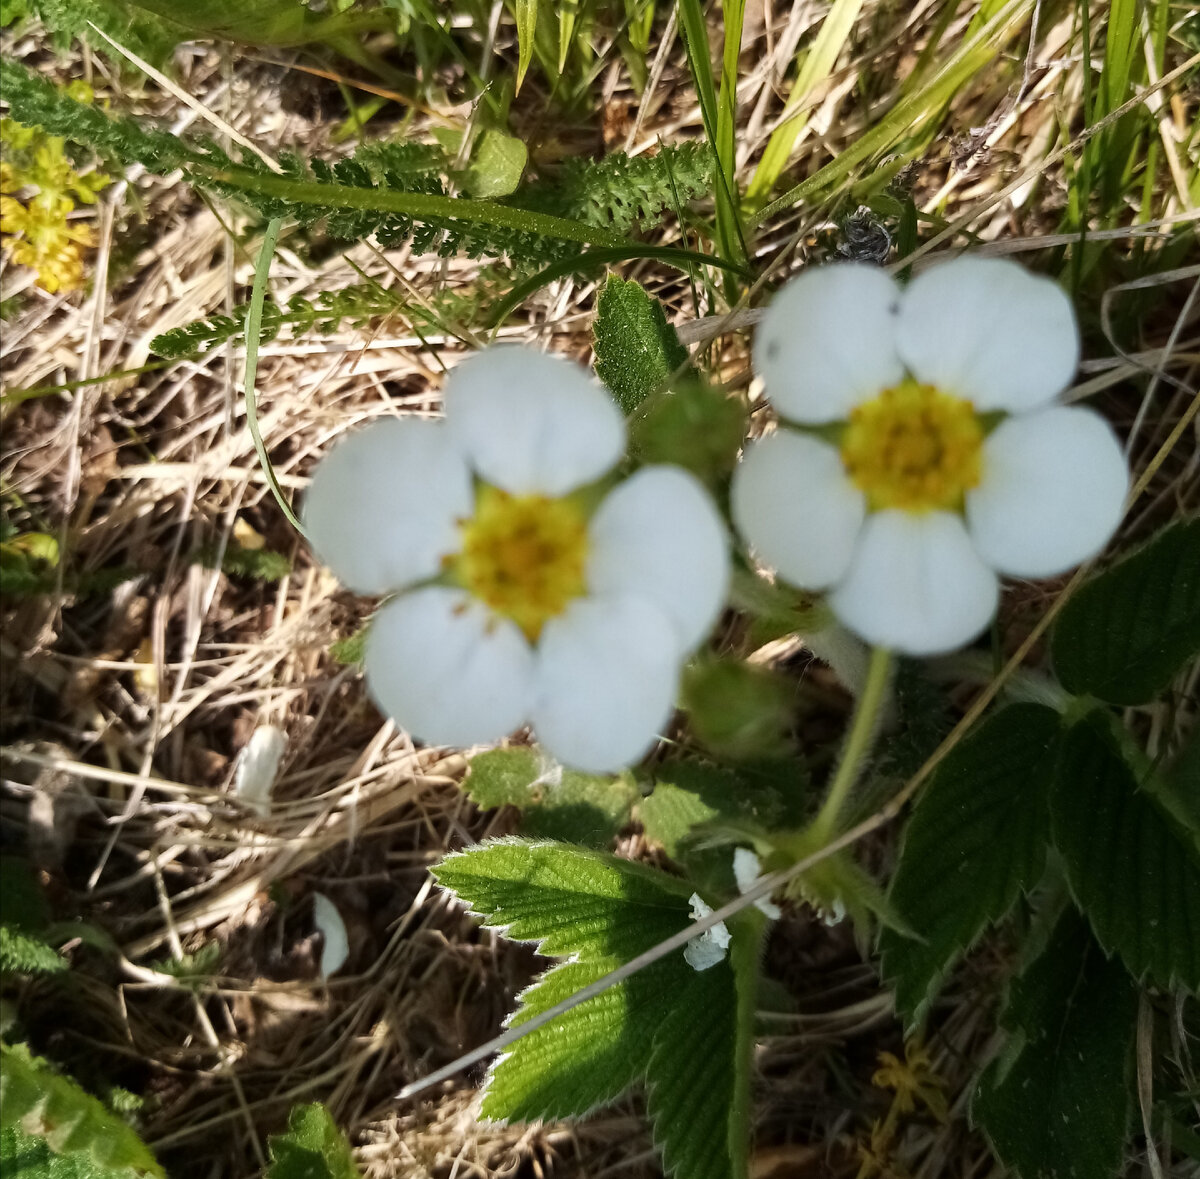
810, 645, 893, 843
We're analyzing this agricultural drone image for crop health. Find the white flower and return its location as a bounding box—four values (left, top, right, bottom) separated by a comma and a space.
304, 346, 729, 772
683, 892, 731, 971
732, 258, 1128, 655
732, 847, 781, 919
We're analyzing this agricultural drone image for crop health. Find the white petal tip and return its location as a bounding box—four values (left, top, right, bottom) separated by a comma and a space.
312, 892, 349, 978
234, 725, 287, 819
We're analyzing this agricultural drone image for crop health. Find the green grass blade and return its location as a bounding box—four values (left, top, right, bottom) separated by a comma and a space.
244, 218, 303, 534
676, 0, 747, 269
515, 0, 538, 92
752, 0, 1033, 226
746, 0, 866, 206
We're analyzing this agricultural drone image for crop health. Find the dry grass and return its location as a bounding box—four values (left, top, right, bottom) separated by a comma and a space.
1, 3, 1197, 1176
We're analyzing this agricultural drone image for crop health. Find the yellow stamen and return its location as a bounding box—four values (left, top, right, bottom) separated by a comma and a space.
455, 485, 589, 641
840, 380, 984, 512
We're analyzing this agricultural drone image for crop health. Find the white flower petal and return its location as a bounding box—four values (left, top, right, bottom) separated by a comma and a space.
830, 510, 999, 655
896, 258, 1079, 413
532, 595, 680, 772
234, 725, 287, 819
683, 893, 731, 971
586, 465, 729, 652
732, 848, 782, 920
967, 406, 1127, 578
304, 418, 472, 596
364, 587, 534, 748
443, 346, 626, 496
731, 431, 866, 589
311, 892, 349, 978
753, 263, 904, 423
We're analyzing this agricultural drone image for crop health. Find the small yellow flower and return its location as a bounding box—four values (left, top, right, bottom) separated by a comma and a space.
871, 1040, 949, 1121
0, 116, 109, 293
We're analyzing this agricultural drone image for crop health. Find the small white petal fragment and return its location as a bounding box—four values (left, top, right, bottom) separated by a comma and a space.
444, 346, 626, 497
533, 595, 680, 773
967, 406, 1128, 578
234, 725, 287, 819
830, 511, 999, 656
731, 431, 866, 590
732, 848, 782, 919
311, 892, 349, 978
586, 465, 730, 652
365, 587, 534, 749
896, 258, 1080, 413
683, 893, 731, 971
304, 418, 472, 596
754, 263, 904, 423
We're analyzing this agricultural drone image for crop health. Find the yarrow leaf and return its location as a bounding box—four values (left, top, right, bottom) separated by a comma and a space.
972, 910, 1136, 1179
1050, 713, 1200, 992
593, 275, 690, 414
0, 1043, 164, 1178
464, 749, 638, 848
1051, 516, 1200, 705
265, 1102, 358, 1179
880, 704, 1062, 1030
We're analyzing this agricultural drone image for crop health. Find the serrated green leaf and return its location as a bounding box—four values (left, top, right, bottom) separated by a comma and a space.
1163, 724, 1200, 834
266, 1103, 358, 1179
646, 953, 743, 1179
640, 762, 806, 858
481, 953, 689, 1122
2, 1125, 111, 1178
973, 910, 1136, 1179
464, 750, 638, 848
458, 129, 527, 199
880, 704, 1062, 1029
593, 276, 690, 414
0, 1044, 164, 1178
1052, 517, 1200, 705
433, 839, 693, 961
1051, 714, 1200, 991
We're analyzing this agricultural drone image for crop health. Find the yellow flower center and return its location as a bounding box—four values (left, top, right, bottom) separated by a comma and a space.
454, 485, 589, 641
840, 380, 984, 512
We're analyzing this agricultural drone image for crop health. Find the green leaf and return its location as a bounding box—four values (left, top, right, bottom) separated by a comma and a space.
464, 749, 639, 848
639, 762, 807, 866
2, 1125, 110, 1178
514, 0, 538, 92
436, 840, 751, 1177
681, 658, 793, 761
973, 910, 1136, 1179
0, 1043, 164, 1178
880, 704, 1062, 1029
593, 276, 690, 414
646, 946, 744, 1179
432, 839, 694, 961
1051, 517, 1200, 705
1051, 713, 1200, 991
628, 382, 747, 484
458, 128, 527, 199
0, 927, 66, 975
266, 1103, 358, 1179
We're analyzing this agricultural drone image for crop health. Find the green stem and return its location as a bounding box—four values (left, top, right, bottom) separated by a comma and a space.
244, 217, 303, 533
810, 645, 892, 843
